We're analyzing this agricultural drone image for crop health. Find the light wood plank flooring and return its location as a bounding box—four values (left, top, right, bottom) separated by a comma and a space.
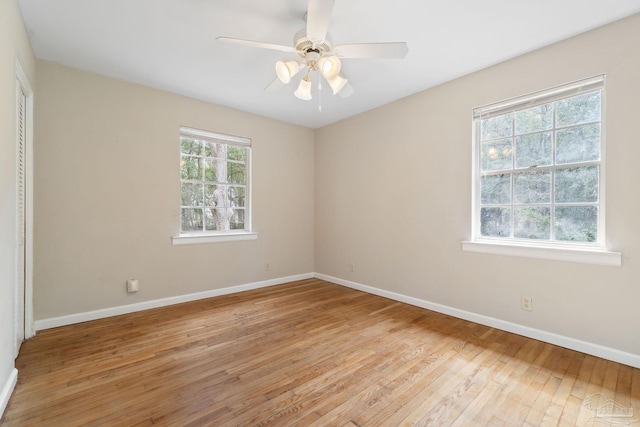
3, 279, 639, 426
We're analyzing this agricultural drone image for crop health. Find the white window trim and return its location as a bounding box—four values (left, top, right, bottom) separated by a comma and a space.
176, 126, 254, 244
172, 232, 258, 245
461, 240, 621, 266
464, 75, 622, 266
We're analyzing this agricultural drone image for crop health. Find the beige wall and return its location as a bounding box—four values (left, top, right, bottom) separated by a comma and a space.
315, 13, 640, 356
0, 0, 36, 410
34, 61, 315, 319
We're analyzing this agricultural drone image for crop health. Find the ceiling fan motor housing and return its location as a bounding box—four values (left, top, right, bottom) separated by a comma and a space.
294, 28, 332, 59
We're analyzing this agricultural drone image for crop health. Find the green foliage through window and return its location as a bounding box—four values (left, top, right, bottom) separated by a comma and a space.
179, 129, 250, 233
475, 82, 602, 244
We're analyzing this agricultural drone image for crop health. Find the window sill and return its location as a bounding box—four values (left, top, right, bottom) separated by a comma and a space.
461, 240, 621, 266
172, 232, 258, 245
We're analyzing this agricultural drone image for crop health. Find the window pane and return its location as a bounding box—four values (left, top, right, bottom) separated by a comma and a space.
180, 138, 201, 156
204, 141, 226, 158
514, 171, 550, 204
228, 186, 245, 207
481, 207, 510, 237
556, 92, 600, 127
556, 123, 600, 164
515, 103, 552, 135
204, 184, 224, 207
204, 208, 216, 231
555, 166, 598, 203
227, 146, 246, 161
555, 206, 597, 242
229, 208, 245, 230
206, 208, 232, 231
227, 161, 246, 184
481, 139, 512, 171
181, 183, 203, 206
180, 156, 202, 180
514, 207, 550, 240
181, 208, 203, 232
515, 132, 552, 168
481, 113, 513, 141
481, 174, 511, 204
204, 158, 223, 182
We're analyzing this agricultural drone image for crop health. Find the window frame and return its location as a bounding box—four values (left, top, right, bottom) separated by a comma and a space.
464, 75, 621, 266
172, 126, 256, 245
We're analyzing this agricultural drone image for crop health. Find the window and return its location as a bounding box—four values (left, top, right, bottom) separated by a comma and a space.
468, 76, 619, 263
176, 126, 254, 243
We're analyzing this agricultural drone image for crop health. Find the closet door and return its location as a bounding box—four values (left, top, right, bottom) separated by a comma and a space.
15, 81, 26, 357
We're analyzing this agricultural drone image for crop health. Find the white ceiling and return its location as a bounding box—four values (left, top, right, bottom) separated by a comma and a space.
17, 0, 640, 129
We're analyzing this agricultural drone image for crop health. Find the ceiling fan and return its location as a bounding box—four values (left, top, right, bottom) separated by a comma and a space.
217, 0, 408, 102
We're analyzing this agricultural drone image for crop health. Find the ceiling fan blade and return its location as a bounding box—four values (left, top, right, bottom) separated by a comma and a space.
339, 81, 354, 98
334, 42, 409, 59
264, 78, 286, 92
216, 36, 297, 53
306, 0, 335, 44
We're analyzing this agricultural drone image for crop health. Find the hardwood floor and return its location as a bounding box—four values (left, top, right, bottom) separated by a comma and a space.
3, 279, 639, 426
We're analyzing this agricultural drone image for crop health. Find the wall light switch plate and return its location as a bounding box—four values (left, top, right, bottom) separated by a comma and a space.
127, 279, 139, 293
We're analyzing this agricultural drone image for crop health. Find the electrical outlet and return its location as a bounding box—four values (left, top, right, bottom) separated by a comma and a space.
350, 263, 355, 272
521, 297, 532, 311
264, 262, 270, 271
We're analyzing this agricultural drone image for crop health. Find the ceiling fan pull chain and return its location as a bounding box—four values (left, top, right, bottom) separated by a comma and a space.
318, 79, 322, 112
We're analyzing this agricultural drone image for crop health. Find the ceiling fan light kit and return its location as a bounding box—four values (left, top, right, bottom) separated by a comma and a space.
327, 74, 348, 95
294, 76, 313, 100
275, 60, 303, 84
217, 0, 408, 103
318, 55, 341, 79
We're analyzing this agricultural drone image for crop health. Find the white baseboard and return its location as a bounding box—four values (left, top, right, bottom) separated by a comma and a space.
315, 273, 640, 369
32, 271, 640, 369
35, 273, 314, 331
0, 368, 18, 419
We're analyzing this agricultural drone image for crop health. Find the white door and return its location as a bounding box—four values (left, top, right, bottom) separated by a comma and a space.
15, 81, 26, 357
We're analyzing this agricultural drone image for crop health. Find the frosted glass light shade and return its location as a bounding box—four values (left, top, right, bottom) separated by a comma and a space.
327, 74, 348, 95
318, 56, 341, 79
275, 61, 302, 84
294, 76, 313, 100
